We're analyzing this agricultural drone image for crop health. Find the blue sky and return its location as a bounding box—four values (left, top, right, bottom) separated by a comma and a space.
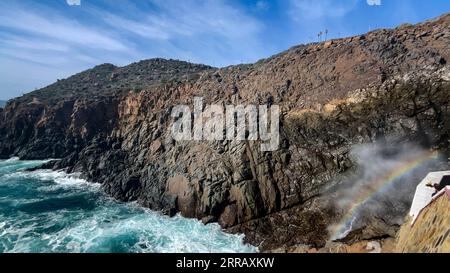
0, 0, 449, 100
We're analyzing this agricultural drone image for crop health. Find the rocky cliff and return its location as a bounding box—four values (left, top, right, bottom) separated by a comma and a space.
1, 14, 450, 251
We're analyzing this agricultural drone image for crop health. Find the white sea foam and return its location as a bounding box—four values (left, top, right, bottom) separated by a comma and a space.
37, 208, 256, 253
4, 169, 100, 190
4, 157, 20, 162
0, 158, 54, 175
0, 160, 257, 253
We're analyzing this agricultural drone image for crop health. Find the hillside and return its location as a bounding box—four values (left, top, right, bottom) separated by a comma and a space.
14, 59, 213, 104
0, 13, 449, 251
0, 100, 6, 108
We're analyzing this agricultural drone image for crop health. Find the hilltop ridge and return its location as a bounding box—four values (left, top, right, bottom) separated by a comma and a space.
14, 58, 213, 104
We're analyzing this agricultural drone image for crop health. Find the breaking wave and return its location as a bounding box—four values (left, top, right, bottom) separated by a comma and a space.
0, 158, 257, 253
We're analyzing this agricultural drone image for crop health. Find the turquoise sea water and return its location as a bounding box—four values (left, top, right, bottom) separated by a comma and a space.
0, 158, 257, 253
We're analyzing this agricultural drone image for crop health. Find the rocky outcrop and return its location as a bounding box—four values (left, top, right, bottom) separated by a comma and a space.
1, 14, 450, 251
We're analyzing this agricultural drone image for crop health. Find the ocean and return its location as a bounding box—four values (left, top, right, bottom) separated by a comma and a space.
0, 158, 257, 253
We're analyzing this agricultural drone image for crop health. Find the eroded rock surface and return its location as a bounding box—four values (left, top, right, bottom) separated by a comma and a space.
1, 14, 450, 251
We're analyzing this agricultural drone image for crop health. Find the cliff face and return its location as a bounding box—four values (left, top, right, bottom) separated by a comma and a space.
0, 59, 212, 160
1, 14, 450, 251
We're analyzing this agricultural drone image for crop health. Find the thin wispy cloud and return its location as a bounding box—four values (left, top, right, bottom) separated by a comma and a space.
98, 0, 263, 42
100, 13, 172, 40
0, 0, 267, 99
256, 1, 270, 11
0, 34, 70, 53
289, 0, 359, 20
66, 0, 81, 6
0, 6, 128, 52
0, 0, 449, 100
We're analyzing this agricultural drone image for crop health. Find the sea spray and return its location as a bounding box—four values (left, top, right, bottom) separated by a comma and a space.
329, 143, 441, 240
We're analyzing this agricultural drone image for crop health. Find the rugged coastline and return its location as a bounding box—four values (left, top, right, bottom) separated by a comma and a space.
1, 14, 450, 251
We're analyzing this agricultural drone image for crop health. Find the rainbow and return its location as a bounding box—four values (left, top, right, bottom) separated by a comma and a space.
330, 149, 439, 240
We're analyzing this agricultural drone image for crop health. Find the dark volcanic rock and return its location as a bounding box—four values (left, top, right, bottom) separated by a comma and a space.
1, 14, 450, 251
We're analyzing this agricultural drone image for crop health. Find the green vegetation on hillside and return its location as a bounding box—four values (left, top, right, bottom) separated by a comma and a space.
16, 58, 214, 104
